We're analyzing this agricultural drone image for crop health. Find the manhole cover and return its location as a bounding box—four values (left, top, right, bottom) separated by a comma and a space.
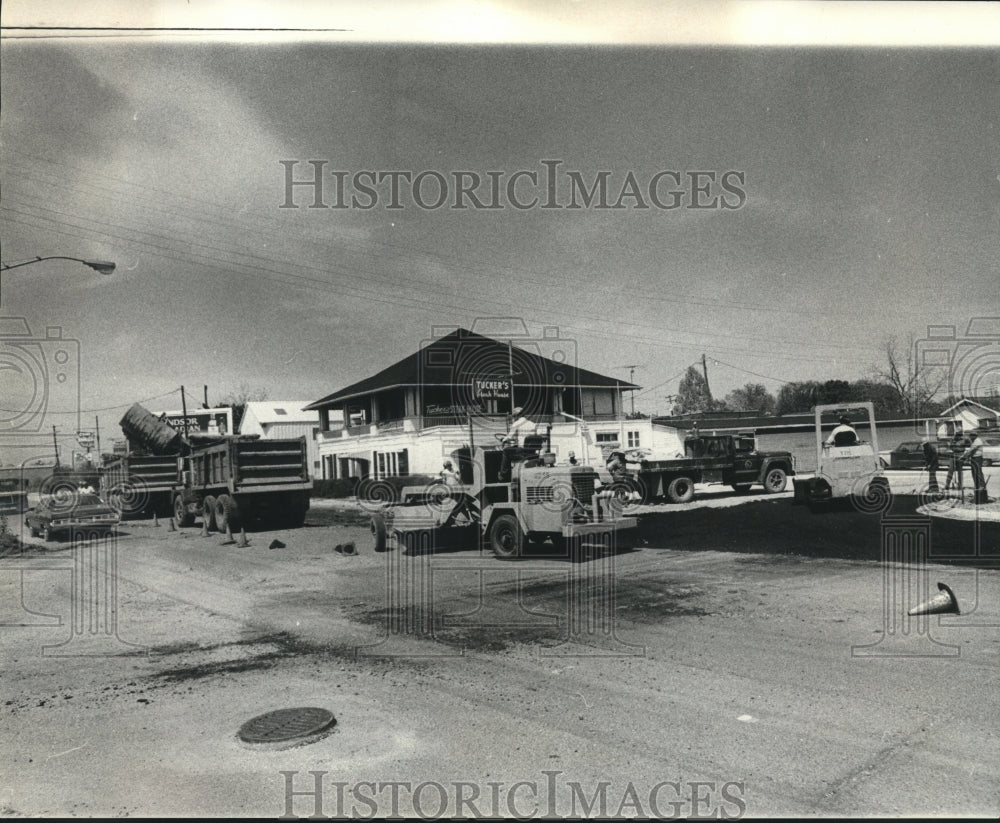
238, 707, 336, 745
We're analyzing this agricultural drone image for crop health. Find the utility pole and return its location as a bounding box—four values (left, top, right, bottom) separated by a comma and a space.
508, 340, 515, 415
701, 354, 712, 402
180, 385, 189, 438
616, 365, 641, 417
52, 425, 60, 467
95, 416, 101, 457
204, 384, 209, 408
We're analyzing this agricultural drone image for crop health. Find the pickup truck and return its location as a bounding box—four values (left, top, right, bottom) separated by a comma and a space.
608, 432, 795, 503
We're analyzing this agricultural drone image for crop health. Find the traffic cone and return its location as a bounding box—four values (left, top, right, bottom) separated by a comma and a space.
152, 512, 160, 528
221, 523, 236, 545
908, 582, 960, 616
237, 527, 250, 548
201, 518, 209, 537
168, 516, 176, 532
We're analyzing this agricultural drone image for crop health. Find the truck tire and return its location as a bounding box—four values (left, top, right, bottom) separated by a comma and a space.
202, 495, 217, 532
215, 494, 240, 533
763, 467, 788, 494
489, 514, 523, 560
174, 494, 194, 528
666, 476, 695, 504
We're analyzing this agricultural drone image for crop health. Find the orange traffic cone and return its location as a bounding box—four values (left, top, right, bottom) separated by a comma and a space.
908, 582, 960, 616
237, 527, 250, 548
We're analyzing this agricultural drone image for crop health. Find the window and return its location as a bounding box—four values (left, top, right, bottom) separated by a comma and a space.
373, 449, 408, 478
627, 431, 640, 448
274, 408, 287, 415
595, 432, 619, 443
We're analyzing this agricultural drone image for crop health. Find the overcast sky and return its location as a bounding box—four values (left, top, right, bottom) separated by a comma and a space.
1, 2, 998, 464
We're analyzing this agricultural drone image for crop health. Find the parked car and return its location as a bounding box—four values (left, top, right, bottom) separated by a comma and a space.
879, 440, 953, 471
25, 492, 120, 541
982, 436, 1000, 466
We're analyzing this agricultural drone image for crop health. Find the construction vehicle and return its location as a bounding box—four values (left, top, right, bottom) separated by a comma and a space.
792, 402, 891, 510
369, 433, 637, 559
103, 403, 312, 529
607, 432, 795, 503
172, 435, 312, 531
101, 453, 179, 518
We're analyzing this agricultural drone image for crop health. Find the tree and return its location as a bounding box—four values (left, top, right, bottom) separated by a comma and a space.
673, 366, 726, 415
870, 335, 946, 418
775, 381, 823, 415
218, 383, 269, 433
723, 383, 776, 415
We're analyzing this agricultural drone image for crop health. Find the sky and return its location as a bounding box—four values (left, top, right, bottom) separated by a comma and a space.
1, 1, 998, 465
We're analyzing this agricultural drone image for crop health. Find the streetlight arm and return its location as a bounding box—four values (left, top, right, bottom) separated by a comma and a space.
1, 256, 116, 274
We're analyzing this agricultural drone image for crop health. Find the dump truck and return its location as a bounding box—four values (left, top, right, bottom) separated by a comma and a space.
101, 453, 179, 518
369, 434, 637, 559
106, 403, 312, 529
172, 435, 313, 531
100, 405, 187, 518
607, 432, 795, 503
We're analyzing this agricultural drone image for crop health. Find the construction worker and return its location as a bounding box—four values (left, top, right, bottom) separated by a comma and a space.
567, 450, 579, 466
960, 429, 987, 503
825, 415, 858, 447
922, 438, 940, 494
439, 460, 460, 486
944, 430, 970, 491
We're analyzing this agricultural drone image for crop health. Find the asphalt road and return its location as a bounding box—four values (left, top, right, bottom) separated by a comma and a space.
1, 479, 998, 818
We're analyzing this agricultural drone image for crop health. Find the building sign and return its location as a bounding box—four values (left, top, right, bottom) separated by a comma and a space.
76, 431, 96, 450
473, 378, 510, 399
425, 403, 484, 416
157, 406, 233, 436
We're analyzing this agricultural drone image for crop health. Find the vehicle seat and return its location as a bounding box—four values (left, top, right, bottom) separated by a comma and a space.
833, 430, 858, 447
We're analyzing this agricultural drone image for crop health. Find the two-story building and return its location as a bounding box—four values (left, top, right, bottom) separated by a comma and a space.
306, 327, 684, 480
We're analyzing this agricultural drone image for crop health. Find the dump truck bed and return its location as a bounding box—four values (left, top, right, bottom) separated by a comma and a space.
187, 436, 312, 494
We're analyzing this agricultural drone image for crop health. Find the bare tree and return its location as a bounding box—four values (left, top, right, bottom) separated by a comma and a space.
218, 384, 269, 432
871, 335, 945, 417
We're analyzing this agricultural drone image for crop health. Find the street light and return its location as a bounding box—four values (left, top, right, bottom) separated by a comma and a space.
1, 256, 116, 274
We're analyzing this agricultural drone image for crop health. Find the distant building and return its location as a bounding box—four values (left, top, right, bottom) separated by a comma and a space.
239, 402, 337, 479
937, 398, 999, 435
305, 326, 683, 480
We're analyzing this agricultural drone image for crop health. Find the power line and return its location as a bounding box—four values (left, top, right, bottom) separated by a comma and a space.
0, 388, 181, 415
